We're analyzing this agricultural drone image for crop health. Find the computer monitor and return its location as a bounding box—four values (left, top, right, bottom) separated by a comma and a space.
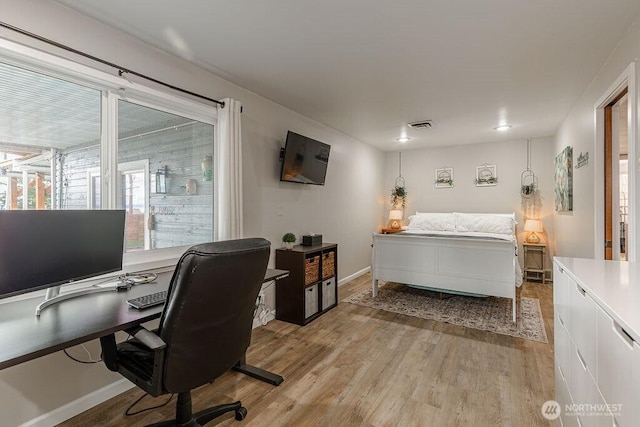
0, 210, 125, 314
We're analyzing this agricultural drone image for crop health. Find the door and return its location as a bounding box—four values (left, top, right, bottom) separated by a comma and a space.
604, 89, 628, 260
88, 159, 150, 251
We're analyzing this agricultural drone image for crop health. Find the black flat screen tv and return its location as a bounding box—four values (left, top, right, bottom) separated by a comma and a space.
280, 131, 331, 185
0, 210, 125, 299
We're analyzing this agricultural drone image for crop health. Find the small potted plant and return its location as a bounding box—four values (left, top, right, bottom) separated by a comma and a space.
282, 232, 296, 249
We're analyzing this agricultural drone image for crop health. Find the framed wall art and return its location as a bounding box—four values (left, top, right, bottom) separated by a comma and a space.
435, 167, 454, 188
475, 164, 497, 186
554, 146, 573, 211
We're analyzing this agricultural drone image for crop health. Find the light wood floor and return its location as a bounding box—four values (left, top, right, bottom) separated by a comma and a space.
60, 274, 554, 427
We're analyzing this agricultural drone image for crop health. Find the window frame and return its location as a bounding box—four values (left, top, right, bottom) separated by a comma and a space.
0, 37, 217, 271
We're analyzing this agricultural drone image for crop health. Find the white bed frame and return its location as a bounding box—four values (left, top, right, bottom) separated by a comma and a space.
372, 232, 517, 322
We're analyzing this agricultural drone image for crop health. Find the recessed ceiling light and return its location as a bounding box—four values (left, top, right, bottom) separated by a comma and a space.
396, 136, 410, 143
494, 125, 512, 131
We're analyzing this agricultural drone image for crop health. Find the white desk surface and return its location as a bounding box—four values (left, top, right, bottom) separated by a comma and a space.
554, 257, 640, 342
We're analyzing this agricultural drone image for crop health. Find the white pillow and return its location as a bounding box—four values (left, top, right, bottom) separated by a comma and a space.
454, 212, 515, 235
407, 213, 456, 232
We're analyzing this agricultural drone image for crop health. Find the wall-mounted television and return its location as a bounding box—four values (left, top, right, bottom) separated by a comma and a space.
280, 131, 331, 185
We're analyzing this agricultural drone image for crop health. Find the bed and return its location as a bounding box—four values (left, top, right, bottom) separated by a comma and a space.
372, 212, 522, 322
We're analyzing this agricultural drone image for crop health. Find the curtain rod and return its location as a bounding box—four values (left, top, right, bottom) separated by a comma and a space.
0, 21, 225, 108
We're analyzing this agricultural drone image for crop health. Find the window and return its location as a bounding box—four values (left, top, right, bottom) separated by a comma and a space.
117, 100, 214, 251
0, 60, 101, 212
0, 40, 216, 267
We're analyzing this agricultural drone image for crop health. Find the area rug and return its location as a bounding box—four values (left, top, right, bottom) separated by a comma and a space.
344, 282, 548, 343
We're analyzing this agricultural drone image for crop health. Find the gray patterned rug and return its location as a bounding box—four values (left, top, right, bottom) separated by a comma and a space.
345, 282, 548, 343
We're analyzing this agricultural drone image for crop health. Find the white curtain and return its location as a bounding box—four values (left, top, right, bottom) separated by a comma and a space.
214, 98, 243, 240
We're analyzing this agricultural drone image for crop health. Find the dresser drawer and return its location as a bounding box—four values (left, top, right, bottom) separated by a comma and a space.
555, 311, 572, 393
556, 363, 578, 427
569, 340, 607, 427
596, 304, 637, 427
632, 342, 640, 427
554, 262, 570, 326
568, 276, 597, 376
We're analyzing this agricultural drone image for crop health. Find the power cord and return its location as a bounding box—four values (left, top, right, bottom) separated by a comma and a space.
258, 304, 272, 326
90, 272, 158, 291
125, 392, 174, 416
115, 272, 158, 290
253, 281, 274, 326
63, 344, 102, 364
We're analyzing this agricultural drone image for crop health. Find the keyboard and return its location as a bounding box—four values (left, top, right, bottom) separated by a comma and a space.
127, 291, 167, 310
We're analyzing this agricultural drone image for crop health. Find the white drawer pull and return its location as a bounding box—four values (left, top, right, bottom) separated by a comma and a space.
576, 348, 587, 370
576, 283, 586, 296
558, 313, 565, 327
612, 320, 635, 349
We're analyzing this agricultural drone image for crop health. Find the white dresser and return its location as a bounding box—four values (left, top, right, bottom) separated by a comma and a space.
554, 257, 640, 427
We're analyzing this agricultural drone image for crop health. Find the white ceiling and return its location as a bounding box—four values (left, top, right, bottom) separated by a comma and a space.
56, 0, 640, 151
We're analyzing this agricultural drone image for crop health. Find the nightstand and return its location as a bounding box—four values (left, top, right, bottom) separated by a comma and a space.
523, 243, 547, 283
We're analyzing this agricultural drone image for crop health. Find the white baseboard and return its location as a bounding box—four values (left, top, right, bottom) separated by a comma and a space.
20, 379, 135, 427
338, 266, 370, 286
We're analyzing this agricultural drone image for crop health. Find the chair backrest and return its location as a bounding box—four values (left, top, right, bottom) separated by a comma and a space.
157, 238, 270, 393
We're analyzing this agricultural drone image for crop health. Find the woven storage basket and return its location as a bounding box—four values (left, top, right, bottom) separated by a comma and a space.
322, 251, 335, 279
305, 255, 320, 285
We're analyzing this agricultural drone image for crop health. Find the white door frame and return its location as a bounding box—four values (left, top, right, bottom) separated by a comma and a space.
87, 159, 150, 250
594, 62, 638, 261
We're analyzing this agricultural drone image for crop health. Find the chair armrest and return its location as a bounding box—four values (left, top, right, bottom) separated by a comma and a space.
100, 327, 166, 372
125, 326, 167, 351
101, 327, 168, 396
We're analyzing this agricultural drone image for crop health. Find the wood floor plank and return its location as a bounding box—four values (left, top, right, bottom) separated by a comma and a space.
58, 274, 554, 426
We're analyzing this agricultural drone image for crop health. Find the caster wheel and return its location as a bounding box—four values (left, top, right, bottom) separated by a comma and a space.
235, 407, 247, 420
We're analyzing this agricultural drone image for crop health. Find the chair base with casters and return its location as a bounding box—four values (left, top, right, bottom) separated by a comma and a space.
147, 391, 246, 427
101, 331, 248, 427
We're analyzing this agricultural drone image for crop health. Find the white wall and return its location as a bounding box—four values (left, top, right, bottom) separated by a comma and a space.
553, 19, 640, 258
384, 137, 557, 264
0, 1, 385, 425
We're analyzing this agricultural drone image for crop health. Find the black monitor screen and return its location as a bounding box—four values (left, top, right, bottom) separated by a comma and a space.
0, 210, 125, 299
280, 131, 330, 185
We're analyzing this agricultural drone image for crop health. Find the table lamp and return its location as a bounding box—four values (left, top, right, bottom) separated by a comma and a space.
524, 219, 543, 243
388, 209, 403, 229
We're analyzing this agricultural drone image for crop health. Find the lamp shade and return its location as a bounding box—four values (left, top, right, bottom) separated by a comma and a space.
389, 210, 403, 220
524, 219, 543, 233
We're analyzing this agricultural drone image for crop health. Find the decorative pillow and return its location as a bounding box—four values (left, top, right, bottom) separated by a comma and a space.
453, 213, 515, 235
407, 213, 456, 232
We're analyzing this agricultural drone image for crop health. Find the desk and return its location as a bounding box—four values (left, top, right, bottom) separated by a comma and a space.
0, 268, 289, 386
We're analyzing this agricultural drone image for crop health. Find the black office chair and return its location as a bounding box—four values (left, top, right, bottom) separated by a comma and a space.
100, 238, 270, 427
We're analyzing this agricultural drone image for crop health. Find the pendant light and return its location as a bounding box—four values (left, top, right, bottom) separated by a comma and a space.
521, 138, 541, 219
391, 152, 407, 209
521, 138, 538, 198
